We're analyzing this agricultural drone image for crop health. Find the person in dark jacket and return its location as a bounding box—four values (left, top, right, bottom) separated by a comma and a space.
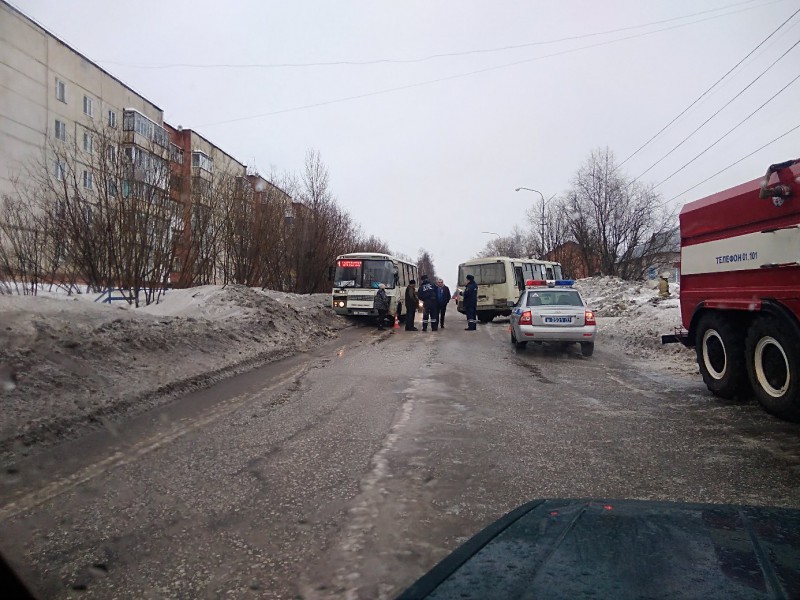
374, 283, 390, 330
418, 274, 438, 332
404, 280, 419, 331
463, 274, 478, 330
436, 278, 452, 329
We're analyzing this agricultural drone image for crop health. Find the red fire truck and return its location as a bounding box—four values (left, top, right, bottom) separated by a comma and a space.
663, 159, 800, 421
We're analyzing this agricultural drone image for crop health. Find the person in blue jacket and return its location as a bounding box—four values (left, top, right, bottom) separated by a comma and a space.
417, 274, 438, 332
463, 274, 478, 331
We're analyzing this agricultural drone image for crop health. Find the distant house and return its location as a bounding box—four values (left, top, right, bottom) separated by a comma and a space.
544, 241, 600, 280
622, 227, 681, 282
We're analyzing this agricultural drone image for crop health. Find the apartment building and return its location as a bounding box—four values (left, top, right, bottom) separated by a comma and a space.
2, 1, 294, 289
0, 0, 166, 201
166, 124, 251, 284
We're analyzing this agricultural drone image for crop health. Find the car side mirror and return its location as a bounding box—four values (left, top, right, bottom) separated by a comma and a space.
507, 300, 516, 307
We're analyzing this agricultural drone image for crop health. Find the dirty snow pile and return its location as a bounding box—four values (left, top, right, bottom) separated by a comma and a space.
573, 276, 697, 373
0, 285, 344, 459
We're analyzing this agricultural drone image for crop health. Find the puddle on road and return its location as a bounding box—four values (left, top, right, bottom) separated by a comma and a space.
514, 359, 554, 384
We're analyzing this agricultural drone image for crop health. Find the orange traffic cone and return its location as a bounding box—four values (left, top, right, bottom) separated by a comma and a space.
393, 314, 400, 329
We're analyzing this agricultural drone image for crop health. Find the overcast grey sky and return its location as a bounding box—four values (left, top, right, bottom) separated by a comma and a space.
13, 0, 800, 283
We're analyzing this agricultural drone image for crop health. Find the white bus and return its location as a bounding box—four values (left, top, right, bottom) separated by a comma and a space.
331, 252, 419, 321
456, 256, 564, 322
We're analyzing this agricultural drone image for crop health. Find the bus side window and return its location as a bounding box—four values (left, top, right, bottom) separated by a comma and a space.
546, 267, 554, 280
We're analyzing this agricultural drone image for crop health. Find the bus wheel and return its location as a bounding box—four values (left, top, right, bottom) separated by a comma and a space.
746, 316, 800, 421
695, 313, 747, 399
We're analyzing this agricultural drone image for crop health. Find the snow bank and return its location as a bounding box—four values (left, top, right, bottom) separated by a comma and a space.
574, 276, 697, 374
0, 285, 344, 459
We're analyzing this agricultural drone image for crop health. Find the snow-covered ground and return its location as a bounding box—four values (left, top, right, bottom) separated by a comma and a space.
0, 285, 344, 460
574, 276, 697, 374
0, 277, 698, 461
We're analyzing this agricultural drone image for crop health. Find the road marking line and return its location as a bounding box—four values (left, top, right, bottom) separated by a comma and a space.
0, 364, 308, 522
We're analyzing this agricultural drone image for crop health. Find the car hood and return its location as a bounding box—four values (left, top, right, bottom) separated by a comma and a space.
397, 498, 800, 599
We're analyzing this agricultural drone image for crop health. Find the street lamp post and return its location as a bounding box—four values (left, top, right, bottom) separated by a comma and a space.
515, 187, 551, 258
481, 231, 501, 255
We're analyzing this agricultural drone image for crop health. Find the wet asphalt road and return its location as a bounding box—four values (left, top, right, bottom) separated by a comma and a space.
2, 315, 800, 599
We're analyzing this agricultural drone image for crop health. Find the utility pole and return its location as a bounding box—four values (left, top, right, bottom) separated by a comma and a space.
515, 187, 551, 258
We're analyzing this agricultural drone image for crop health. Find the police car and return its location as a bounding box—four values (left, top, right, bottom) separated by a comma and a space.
509, 279, 596, 356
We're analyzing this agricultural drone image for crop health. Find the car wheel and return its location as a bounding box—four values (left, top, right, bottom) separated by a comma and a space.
745, 316, 800, 421
695, 313, 747, 399
581, 342, 594, 357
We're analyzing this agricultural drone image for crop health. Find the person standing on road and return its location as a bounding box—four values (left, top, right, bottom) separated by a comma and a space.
436, 278, 452, 329
374, 283, 390, 330
405, 279, 419, 331
418, 274, 439, 332
463, 274, 478, 331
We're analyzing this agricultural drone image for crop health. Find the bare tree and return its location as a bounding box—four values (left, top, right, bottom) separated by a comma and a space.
0, 119, 178, 305
416, 249, 436, 279
353, 232, 391, 254
284, 150, 362, 293
565, 147, 675, 279
476, 226, 536, 258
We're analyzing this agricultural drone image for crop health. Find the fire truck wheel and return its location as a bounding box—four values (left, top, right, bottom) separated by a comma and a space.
695, 313, 747, 399
745, 316, 800, 421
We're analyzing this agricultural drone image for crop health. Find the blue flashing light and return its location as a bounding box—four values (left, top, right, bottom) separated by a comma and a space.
555, 279, 574, 286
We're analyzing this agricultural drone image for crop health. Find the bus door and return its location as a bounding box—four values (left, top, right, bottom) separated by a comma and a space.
513, 266, 525, 292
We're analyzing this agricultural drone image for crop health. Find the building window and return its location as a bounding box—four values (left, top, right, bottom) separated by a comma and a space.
108, 179, 118, 197
108, 110, 116, 128
83, 132, 93, 154
83, 170, 93, 190
54, 119, 66, 141
191, 151, 213, 173
107, 145, 117, 163
122, 109, 168, 147
170, 143, 184, 165
55, 78, 66, 103
55, 161, 65, 181
83, 95, 94, 117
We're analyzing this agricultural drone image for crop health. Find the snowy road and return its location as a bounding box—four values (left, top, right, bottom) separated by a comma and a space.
2, 317, 800, 599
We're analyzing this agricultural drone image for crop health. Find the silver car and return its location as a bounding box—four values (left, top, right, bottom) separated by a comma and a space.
509, 282, 597, 356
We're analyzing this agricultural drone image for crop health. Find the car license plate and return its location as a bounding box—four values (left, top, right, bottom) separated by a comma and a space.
544, 316, 572, 324
353, 310, 368, 315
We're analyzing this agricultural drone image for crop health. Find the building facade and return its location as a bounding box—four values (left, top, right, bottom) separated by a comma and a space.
0, 0, 165, 201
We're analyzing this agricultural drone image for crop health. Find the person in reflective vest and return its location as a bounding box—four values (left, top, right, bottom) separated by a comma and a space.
417, 274, 439, 332
463, 274, 478, 331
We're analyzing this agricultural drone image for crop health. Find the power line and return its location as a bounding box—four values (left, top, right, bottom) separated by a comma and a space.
100, 0, 775, 70
654, 71, 800, 188
631, 36, 800, 183
618, 4, 800, 169
667, 123, 800, 201
199, 5, 784, 128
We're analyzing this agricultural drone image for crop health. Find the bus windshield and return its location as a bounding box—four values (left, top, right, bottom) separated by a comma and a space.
334, 259, 396, 289
458, 262, 506, 285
